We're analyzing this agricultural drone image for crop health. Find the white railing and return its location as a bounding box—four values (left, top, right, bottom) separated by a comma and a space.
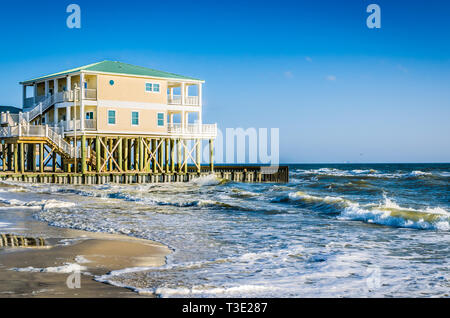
22, 88, 96, 123
61, 119, 96, 131
168, 123, 217, 137
168, 95, 182, 105
167, 95, 199, 106
84, 89, 97, 100
84, 119, 96, 129
185, 96, 199, 106
0, 112, 21, 126
0, 124, 79, 158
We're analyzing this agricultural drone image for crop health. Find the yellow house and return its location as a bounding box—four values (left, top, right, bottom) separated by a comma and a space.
0, 61, 216, 176
20, 60, 215, 139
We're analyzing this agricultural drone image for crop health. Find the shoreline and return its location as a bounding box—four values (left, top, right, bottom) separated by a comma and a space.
0, 205, 170, 298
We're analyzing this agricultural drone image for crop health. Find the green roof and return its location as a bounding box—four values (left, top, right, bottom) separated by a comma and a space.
21, 60, 202, 84
0, 106, 21, 113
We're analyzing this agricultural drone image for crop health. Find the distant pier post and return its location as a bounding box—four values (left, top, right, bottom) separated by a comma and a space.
209, 139, 214, 172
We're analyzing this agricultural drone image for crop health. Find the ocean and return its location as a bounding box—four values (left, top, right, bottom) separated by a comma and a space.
0, 163, 449, 297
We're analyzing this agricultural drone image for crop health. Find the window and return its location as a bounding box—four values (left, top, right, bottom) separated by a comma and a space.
108, 110, 116, 125
86, 112, 94, 120
131, 111, 139, 126
157, 113, 165, 127
145, 82, 160, 93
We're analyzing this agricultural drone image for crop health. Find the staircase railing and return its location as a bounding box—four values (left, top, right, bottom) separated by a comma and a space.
0, 124, 79, 158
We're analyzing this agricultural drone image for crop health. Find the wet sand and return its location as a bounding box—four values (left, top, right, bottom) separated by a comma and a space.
0, 207, 170, 298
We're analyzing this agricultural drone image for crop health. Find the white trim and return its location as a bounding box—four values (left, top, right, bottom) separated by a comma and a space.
66, 130, 216, 139
98, 100, 166, 110
22, 70, 204, 85
167, 105, 200, 112
83, 70, 205, 84
55, 100, 97, 108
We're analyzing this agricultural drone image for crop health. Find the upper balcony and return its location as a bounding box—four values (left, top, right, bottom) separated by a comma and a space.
168, 95, 199, 106
167, 82, 202, 107
22, 73, 98, 110
23, 89, 98, 111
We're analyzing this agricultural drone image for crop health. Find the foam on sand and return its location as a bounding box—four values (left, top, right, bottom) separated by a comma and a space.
10, 263, 87, 274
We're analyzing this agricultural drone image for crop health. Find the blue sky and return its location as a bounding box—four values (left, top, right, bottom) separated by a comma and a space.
0, 0, 449, 163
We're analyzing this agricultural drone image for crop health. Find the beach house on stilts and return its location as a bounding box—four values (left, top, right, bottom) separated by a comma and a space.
0, 61, 218, 183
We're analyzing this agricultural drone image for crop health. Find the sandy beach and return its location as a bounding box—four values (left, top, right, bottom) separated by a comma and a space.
0, 205, 170, 298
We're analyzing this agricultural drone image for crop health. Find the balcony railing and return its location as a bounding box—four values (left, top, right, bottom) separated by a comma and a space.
168, 123, 217, 137
0, 124, 79, 158
168, 95, 182, 105
0, 112, 21, 126
84, 89, 97, 100
23, 89, 97, 109
167, 95, 199, 106
62, 119, 97, 131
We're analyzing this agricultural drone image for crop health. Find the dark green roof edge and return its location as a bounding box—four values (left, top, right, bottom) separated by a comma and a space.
20, 60, 203, 84
0, 106, 21, 113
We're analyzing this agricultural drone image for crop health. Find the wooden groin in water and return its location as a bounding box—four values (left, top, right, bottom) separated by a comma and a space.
0, 165, 289, 185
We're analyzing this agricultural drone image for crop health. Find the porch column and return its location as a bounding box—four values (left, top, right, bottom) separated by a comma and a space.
181, 110, 185, 132
198, 111, 203, 126
181, 82, 186, 105
45, 81, 49, 97
80, 73, 85, 131
22, 85, 26, 108
54, 79, 58, 94
66, 75, 71, 91
66, 106, 71, 130
33, 83, 37, 104
198, 83, 203, 107
54, 107, 59, 128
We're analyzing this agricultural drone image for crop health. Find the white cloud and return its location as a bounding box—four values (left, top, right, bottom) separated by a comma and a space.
326, 75, 337, 81
305, 56, 313, 63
